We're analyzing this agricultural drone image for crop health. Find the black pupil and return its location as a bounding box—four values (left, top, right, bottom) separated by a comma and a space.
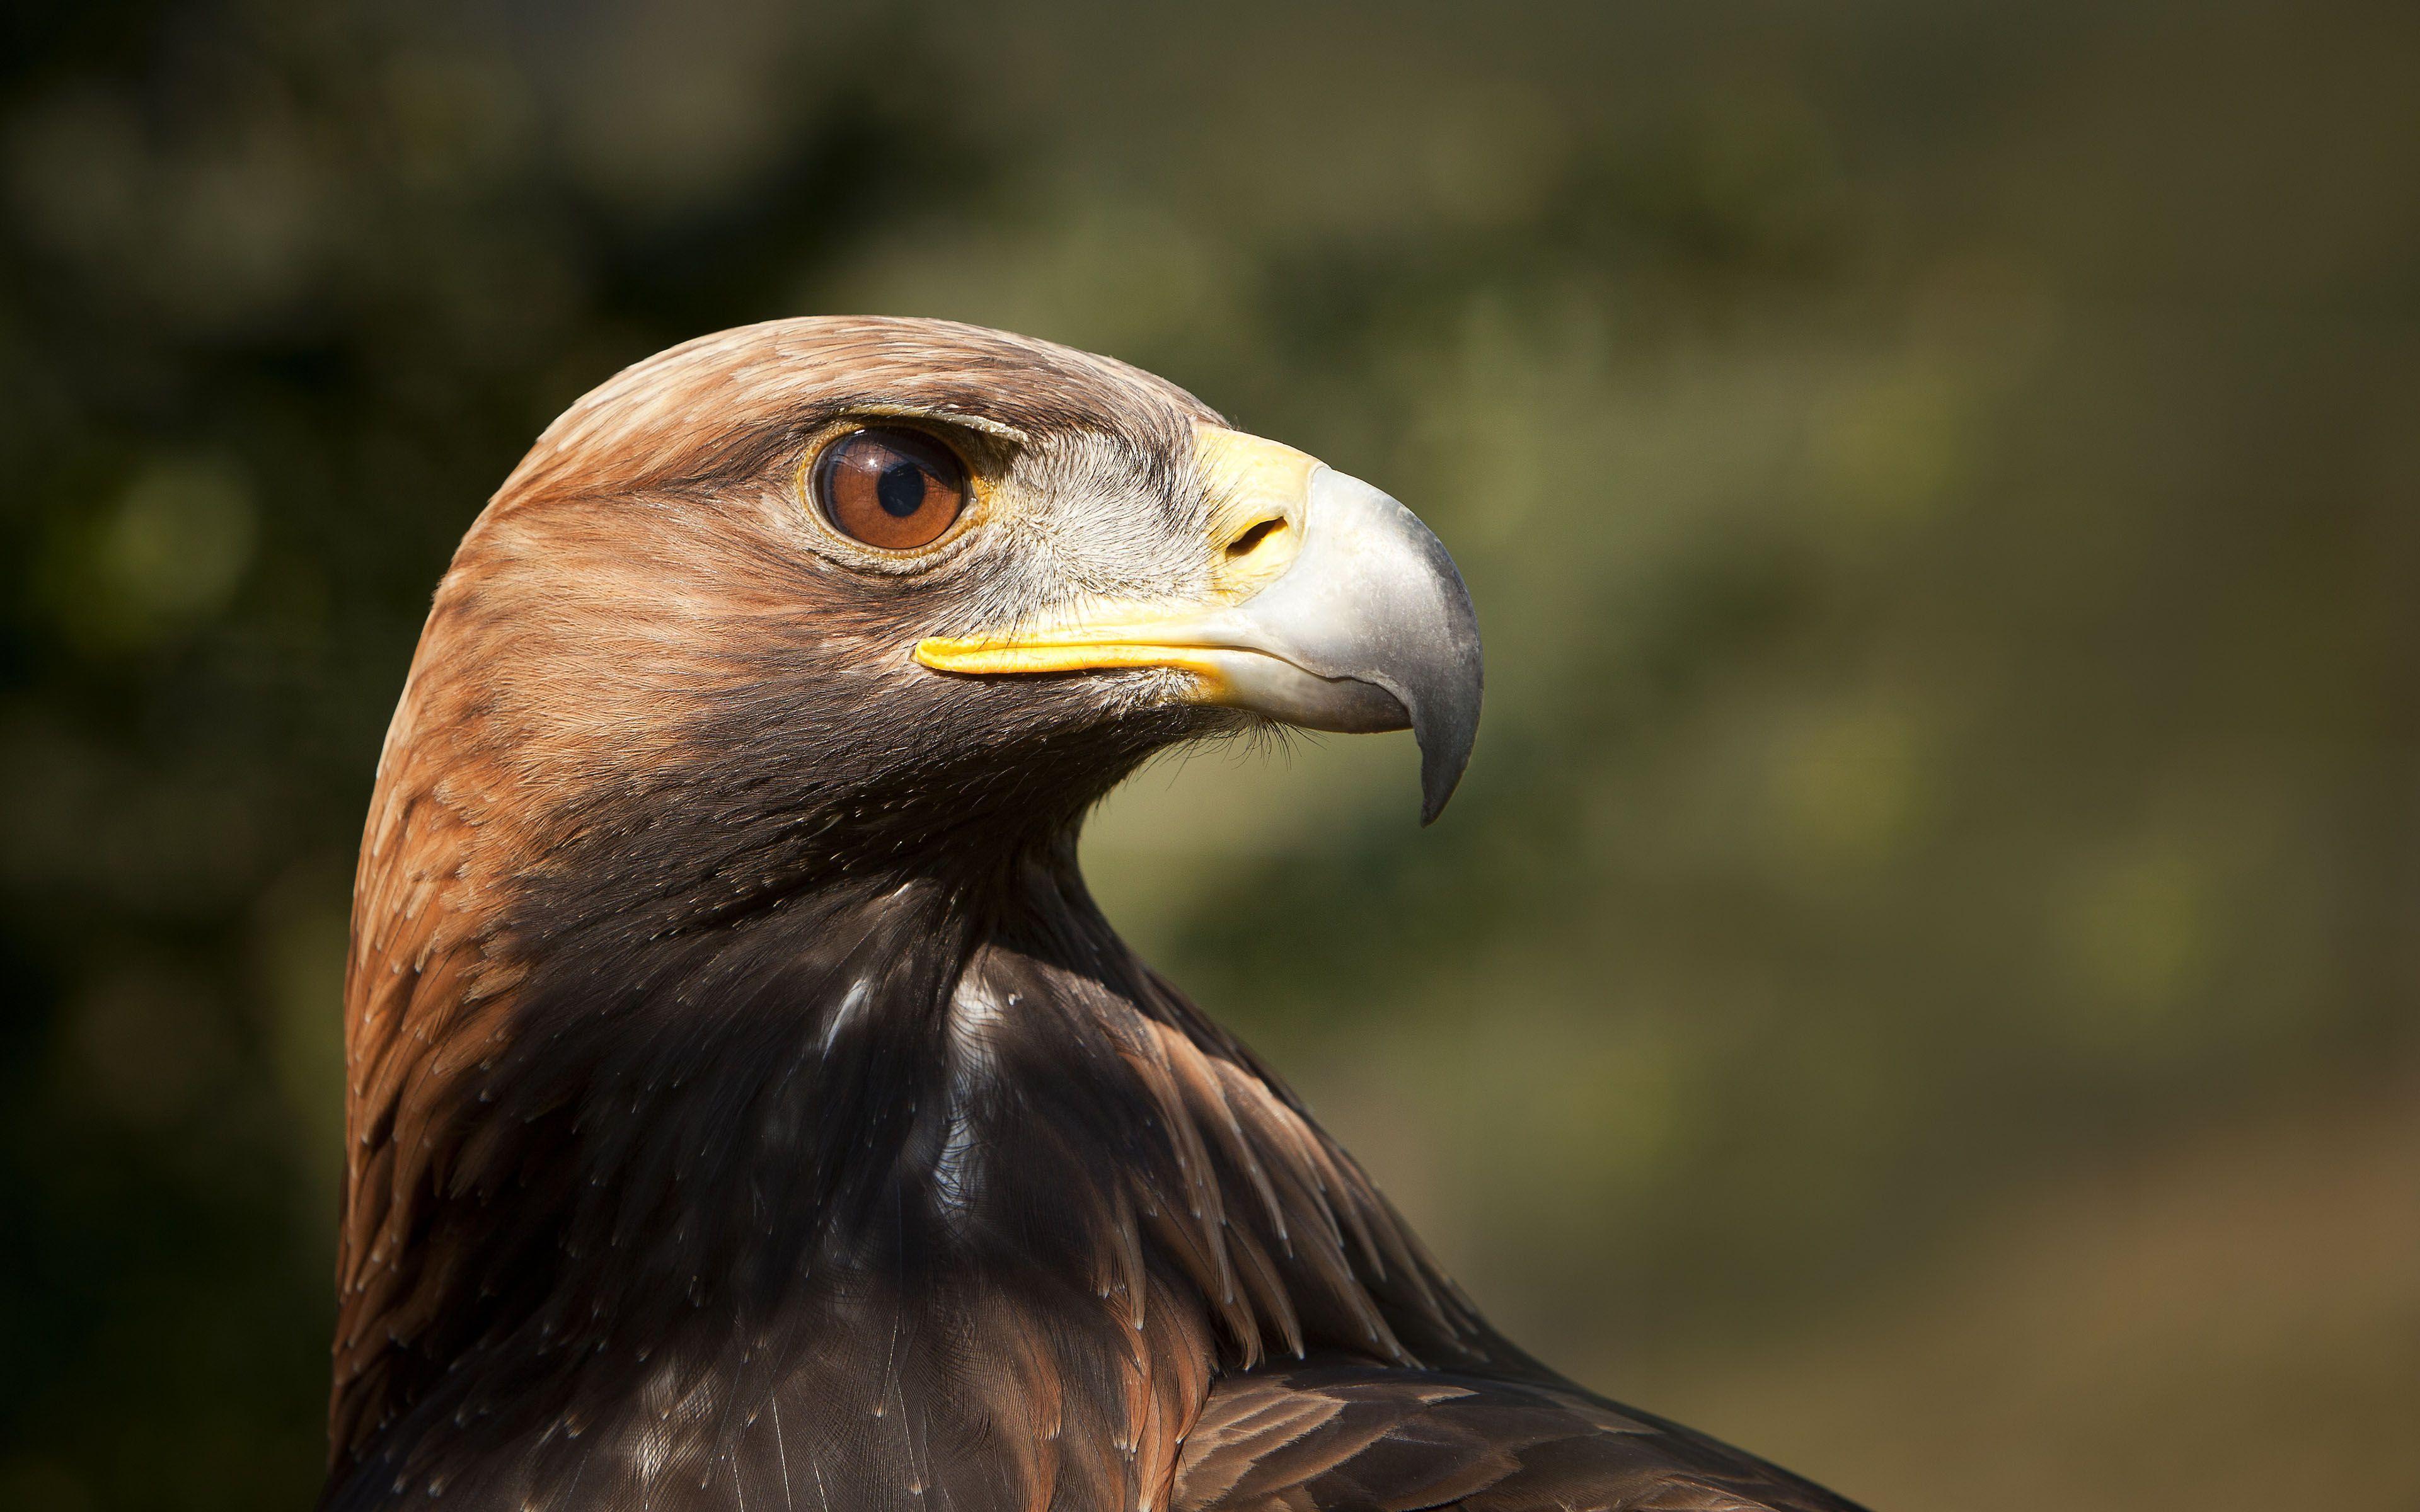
875, 459, 928, 518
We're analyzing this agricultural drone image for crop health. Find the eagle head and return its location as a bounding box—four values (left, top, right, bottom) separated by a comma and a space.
381, 318, 1478, 939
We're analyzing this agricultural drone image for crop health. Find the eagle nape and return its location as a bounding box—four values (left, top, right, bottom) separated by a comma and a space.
916, 425, 1484, 822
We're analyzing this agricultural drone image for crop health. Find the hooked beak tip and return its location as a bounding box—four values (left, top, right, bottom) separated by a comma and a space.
1419, 737, 1472, 826
1409, 590, 1482, 825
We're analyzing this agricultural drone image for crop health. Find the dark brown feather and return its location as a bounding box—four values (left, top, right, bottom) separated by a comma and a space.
1175, 1367, 1858, 1512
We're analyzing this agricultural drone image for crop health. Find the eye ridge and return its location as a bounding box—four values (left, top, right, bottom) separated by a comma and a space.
814, 426, 968, 550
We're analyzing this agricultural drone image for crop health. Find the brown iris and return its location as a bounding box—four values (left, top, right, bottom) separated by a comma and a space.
814, 428, 969, 550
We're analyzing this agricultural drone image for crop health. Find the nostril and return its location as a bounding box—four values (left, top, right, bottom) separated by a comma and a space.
1227, 517, 1287, 557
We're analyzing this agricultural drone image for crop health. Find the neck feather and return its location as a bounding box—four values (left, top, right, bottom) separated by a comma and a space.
330, 819, 1502, 1510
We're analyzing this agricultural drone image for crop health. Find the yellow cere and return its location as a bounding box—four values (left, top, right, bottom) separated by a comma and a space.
1193, 423, 1315, 602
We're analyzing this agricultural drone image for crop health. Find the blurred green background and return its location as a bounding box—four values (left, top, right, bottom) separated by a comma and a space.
4, 1, 2417, 1508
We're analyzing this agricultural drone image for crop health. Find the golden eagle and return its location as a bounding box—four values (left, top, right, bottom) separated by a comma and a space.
327, 317, 1860, 1512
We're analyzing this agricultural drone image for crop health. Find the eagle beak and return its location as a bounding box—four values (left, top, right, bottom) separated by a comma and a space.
916, 431, 1484, 822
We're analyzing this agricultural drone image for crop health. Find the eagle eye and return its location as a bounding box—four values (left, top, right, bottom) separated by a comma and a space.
814, 427, 969, 550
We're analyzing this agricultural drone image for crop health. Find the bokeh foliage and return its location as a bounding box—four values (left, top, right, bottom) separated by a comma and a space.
2, 2, 2415, 1509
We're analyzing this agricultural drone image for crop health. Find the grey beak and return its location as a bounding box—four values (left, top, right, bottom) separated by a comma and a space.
915, 464, 1484, 822
1218, 467, 1484, 823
